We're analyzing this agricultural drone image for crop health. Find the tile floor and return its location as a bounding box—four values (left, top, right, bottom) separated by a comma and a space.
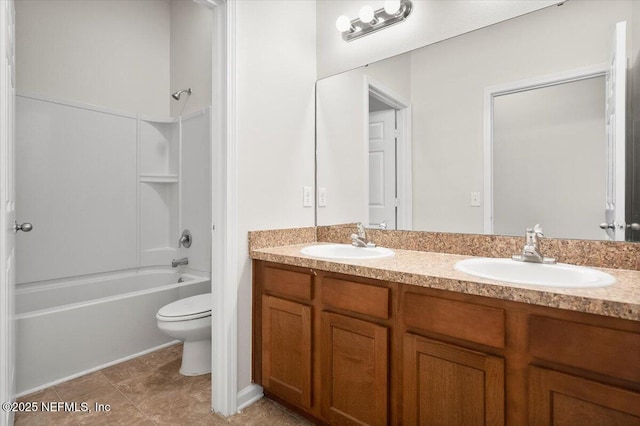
15, 344, 312, 425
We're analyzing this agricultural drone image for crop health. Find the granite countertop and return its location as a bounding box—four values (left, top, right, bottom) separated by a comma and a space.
251, 243, 640, 321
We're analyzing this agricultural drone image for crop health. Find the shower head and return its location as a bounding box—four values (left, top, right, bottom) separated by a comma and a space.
171, 88, 192, 101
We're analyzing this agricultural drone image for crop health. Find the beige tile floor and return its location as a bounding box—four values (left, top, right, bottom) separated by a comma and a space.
15, 344, 312, 425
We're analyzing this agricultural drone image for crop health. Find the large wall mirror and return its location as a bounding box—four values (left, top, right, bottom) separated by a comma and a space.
316, 0, 640, 242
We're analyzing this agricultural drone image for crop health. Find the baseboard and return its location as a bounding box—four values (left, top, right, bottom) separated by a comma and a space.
236, 384, 263, 412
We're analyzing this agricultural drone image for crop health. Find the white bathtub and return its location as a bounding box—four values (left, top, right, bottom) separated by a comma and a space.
15, 267, 210, 395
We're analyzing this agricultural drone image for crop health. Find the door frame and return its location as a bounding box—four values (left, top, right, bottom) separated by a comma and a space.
482, 63, 608, 234
364, 76, 412, 230
0, 1, 15, 425
199, 0, 242, 417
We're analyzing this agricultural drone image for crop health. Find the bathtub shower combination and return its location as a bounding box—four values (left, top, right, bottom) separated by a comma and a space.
15, 93, 212, 396
15, 268, 209, 395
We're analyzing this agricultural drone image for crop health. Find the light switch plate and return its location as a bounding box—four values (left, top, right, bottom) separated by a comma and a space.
318, 187, 327, 207
303, 186, 313, 207
470, 192, 481, 207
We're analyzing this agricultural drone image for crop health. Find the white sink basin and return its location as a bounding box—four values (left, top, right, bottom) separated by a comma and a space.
300, 244, 394, 260
454, 258, 616, 288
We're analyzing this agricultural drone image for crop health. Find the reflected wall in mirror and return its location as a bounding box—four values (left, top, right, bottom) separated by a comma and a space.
316, 0, 640, 241
492, 76, 607, 240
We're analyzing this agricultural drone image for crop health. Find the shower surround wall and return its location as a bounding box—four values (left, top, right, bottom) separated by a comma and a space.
14, 92, 211, 394
15, 92, 212, 283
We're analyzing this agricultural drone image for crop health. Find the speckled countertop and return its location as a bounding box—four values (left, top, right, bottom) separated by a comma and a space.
251, 243, 640, 321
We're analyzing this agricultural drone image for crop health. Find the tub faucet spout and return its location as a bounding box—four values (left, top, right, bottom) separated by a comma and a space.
172, 257, 189, 268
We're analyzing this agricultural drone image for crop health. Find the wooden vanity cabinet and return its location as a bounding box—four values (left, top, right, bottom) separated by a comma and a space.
402, 334, 505, 425
253, 260, 640, 425
253, 261, 392, 424
321, 311, 389, 425
253, 262, 314, 413
529, 366, 640, 425
320, 276, 392, 425
399, 285, 640, 426
400, 290, 507, 425
261, 295, 312, 409
527, 315, 640, 425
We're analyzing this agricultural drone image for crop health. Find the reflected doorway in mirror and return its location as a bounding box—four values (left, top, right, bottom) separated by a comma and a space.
367, 77, 412, 230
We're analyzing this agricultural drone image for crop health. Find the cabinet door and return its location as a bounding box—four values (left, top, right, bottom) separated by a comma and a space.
321, 312, 388, 425
403, 334, 505, 426
529, 366, 640, 425
262, 295, 312, 409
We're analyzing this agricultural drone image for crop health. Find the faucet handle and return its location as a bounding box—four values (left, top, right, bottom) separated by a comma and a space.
178, 229, 192, 248
525, 224, 544, 246
371, 220, 388, 230
533, 224, 544, 237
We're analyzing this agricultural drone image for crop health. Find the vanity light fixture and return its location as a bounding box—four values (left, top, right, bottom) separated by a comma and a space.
335, 0, 413, 42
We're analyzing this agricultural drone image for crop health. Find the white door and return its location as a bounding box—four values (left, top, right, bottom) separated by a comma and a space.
369, 109, 396, 230
604, 21, 626, 241
0, 1, 16, 424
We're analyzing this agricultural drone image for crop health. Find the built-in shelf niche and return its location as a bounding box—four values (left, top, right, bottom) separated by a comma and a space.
140, 181, 179, 265
138, 117, 180, 267
139, 118, 179, 177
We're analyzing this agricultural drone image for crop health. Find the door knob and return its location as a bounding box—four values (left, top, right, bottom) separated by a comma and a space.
599, 222, 640, 230
14, 222, 33, 232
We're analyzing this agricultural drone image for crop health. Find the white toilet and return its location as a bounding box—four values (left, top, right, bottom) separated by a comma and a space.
156, 293, 212, 376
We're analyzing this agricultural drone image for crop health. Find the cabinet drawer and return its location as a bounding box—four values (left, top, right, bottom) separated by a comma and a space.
529, 366, 640, 425
403, 293, 505, 348
321, 277, 390, 319
529, 315, 640, 382
263, 266, 312, 301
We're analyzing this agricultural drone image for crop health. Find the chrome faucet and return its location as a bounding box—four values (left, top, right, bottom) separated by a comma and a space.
351, 223, 376, 248
372, 220, 387, 230
171, 257, 189, 268
512, 224, 556, 264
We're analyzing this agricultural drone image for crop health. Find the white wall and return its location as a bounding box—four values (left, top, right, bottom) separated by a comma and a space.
15, 0, 171, 116
170, 0, 213, 117
316, 0, 561, 78
235, 0, 316, 392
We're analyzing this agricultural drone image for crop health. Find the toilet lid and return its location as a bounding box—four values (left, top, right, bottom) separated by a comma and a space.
157, 293, 211, 321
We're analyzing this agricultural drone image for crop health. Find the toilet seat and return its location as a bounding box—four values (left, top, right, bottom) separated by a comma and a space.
156, 293, 211, 322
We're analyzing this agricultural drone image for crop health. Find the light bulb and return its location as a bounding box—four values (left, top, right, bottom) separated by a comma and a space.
384, 0, 401, 15
359, 5, 375, 23
335, 15, 352, 32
